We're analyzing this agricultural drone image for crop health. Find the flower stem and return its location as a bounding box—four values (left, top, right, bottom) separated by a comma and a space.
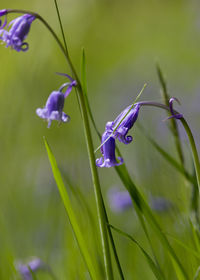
139, 101, 200, 198
6, 8, 114, 279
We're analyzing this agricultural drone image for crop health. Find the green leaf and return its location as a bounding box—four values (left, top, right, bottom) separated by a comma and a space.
81, 49, 124, 279
44, 138, 98, 280
167, 233, 200, 260
138, 123, 194, 185
80, 55, 188, 280
194, 266, 200, 280
115, 164, 189, 280
109, 224, 165, 280
156, 63, 184, 166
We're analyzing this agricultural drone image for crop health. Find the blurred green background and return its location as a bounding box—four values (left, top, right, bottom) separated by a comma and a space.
1, 0, 200, 279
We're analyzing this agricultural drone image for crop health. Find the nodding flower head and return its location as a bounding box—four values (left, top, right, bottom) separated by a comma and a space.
96, 103, 140, 168
36, 91, 70, 128
96, 130, 123, 168
36, 75, 76, 128
0, 13, 35, 52
106, 103, 140, 144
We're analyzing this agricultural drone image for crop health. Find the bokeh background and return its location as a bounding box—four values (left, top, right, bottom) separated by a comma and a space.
1, 0, 200, 279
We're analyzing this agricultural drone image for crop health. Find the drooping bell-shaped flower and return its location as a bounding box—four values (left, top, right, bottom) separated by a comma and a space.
106, 103, 140, 144
36, 74, 76, 128
0, 13, 35, 52
36, 91, 70, 128
96, 130, 123, 168
96, 103, 140, 168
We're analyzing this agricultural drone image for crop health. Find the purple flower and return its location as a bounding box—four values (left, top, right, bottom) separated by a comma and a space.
96, 131, 123, 168
0, 13, 35, 52
150, 196, 172, 213
16, 258, 45, 280
36, 91, 70, 128
106, 103, 140, 144
36, 75, 76, 128
108, 188, 132, 212
96, 103, 140, 168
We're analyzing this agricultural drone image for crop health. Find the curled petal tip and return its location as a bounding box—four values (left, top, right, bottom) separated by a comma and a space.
169, 97, 183, 120
169, 97, 181, 106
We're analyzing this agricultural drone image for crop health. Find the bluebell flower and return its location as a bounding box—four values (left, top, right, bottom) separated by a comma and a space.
106, 103, 140, 144
36, 75, 76, 128
96, 103, 140, 168
0, 13, 35, 52
108, 188, 132, 212
36, 91, 70, 128
96, 131, 123, 168
16, 258, 45, 280
150, 196, 172, 213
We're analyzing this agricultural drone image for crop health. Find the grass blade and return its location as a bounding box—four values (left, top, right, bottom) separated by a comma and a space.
80, 52, 187, 279
44, 137, 98, 280
109, 224, 165, 280
138, 123, 194, 184
156, 64, 184, 166
167, 234, 200, 260
81, 48, 125, 279
194, 266, 200, 280
115, 163, 189, 280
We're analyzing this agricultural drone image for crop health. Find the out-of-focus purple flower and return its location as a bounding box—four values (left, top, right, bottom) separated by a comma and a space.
106, 103, 140, 144
0, 13, 35, 52
108, 188, 132, 212
96, 131, 123, 168
36, 75, 76, 128
150, 196, 172, 213
16, 258, 45, 280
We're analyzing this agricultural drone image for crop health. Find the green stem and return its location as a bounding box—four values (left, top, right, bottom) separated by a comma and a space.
21, 8, 113, 279
6, 8, 114, 280
76, 87, 114, 280
180, 119, 200, 190
139, 101, 200, 197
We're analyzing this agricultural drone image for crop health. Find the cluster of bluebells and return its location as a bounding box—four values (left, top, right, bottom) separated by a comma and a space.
0, 10, 77, 126
0, 10, 35, 52
96, 103, 140, 168
0, 10, 183, 167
